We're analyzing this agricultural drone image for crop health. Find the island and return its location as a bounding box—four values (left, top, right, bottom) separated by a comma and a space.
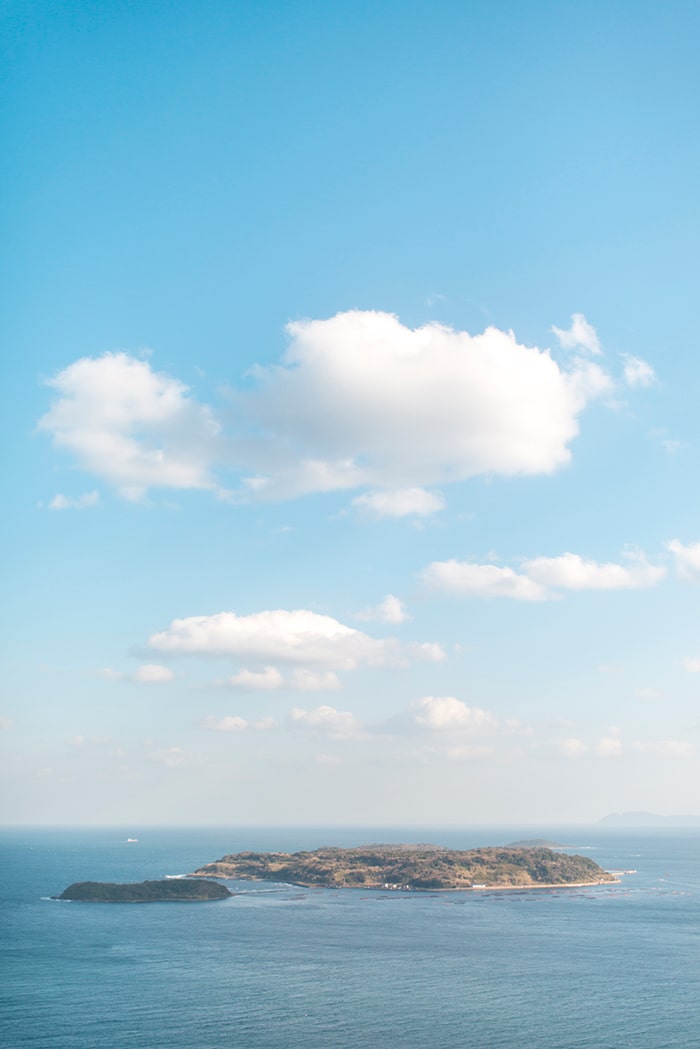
55, 879, 232, 903
192, 844, 616, 891
504, 838, 568, 848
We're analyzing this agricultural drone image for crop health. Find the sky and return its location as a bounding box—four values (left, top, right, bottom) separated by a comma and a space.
3, 0, 700, 826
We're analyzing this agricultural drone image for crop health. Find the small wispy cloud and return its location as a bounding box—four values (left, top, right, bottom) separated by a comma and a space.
555, 737, 587, 758
215, 666, 341, 692
648, 428, 684, 455
98, 664, 175, 684
70, 735, 112, 746
666, 539, 700, 579
287, 704, 363, 740
411, 641, 447, 663
636, 687, 665, 701
48, 491, 100, 510
595, 736, 623, 757
621, 353, 657, 389
352, 488, 445, 520
354, 594, 412, 624
551, 313, 601, 355
203, 715, 278, 732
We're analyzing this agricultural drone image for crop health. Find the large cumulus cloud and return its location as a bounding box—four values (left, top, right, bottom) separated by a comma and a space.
39, 311, 614, 508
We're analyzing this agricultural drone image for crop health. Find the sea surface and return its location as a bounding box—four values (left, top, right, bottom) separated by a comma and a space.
2, 825, 700, 1048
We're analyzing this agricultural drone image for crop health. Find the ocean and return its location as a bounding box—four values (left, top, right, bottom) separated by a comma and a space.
2, 826, 699, 1048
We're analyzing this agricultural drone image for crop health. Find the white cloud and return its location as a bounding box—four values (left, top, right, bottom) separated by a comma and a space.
287, 704, 362, 740
38, 353, 221, 500
133, 664, 175, 683
551, 313, 601, 355
556, 737, 587, 757
70, 735, 113, 748
422, 560, 548, 601
595, 736, 623, 757
622, 354, 657, 389
666, 539, 700, 579
98, 664, 175, 684
254, 716, 279, 730
355, 594, 412, 624
48, 491, 99, 510
352, 487, 445, 519
218, 666, 341, 691
268, 695, 502, 742
408, 696, 498, 732
40, 313, 615, 506
244, 311, 612, 497
683, 657, 700, 673
204, 715, 279, 732
636, 687, 665, 700
98, 667, 124, 681
503, 717, 534, 737
288, 669, 342, 691
148, 608, 395, 670
226, 666, 285, 690
411, 641, 447, 663
648, 428, 684, 455
423, 549, 664, 601
147, 608, 439, 675
210, 715, 248, 732
522, 552, 665, 591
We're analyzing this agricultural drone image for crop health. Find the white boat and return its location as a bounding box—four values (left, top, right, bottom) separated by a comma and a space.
126, 837, 139, 843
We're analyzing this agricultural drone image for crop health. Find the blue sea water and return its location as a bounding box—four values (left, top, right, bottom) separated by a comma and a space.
2, 826, 700, 1049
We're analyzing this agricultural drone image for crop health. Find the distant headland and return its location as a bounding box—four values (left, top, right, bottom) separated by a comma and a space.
598, 812, 700, 827
192, 844, 615, 891
56, 879, 232, 903
504, 838, 568, 849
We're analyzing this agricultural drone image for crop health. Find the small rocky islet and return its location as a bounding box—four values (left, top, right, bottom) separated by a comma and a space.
56, 879, 232, 902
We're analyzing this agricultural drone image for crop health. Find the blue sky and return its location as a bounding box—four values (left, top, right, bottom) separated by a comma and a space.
4, 0, 700, 825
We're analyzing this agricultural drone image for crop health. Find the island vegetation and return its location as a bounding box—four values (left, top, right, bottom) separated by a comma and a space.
193, 844, 615, 890
56, 879, 231, 903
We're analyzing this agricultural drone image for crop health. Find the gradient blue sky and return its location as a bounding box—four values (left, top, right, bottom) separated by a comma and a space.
4, 0, 700, 825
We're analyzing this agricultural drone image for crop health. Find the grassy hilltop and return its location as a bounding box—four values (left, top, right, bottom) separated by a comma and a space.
193, 844, 615, 890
